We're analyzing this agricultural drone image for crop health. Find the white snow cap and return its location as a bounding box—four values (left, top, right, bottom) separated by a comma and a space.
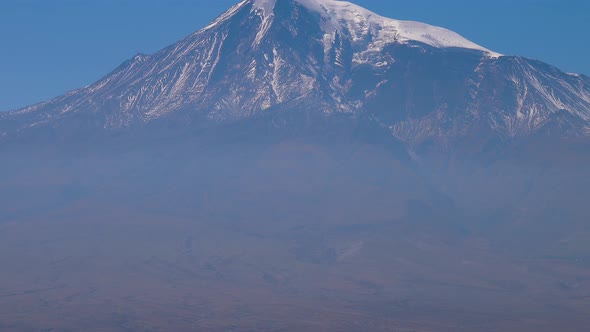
252, 0, 501, 57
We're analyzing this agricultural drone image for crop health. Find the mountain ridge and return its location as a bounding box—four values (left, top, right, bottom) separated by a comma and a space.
1, 0, 589, 147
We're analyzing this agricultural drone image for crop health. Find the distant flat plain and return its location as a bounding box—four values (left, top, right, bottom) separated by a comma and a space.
1, 141, 589, 331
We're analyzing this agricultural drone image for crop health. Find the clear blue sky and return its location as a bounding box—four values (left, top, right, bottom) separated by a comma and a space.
0, 0, 588, 112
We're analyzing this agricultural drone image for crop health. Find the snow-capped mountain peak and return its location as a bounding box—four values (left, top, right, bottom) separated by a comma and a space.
2, 0, 589, 144
251, 0, 501, 56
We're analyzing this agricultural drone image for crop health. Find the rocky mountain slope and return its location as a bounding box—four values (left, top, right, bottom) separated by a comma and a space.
2, 0, 589, 146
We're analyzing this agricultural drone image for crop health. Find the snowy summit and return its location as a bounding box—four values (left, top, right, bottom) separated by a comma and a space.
3, 0, 589, 142
249, 0, 501, 56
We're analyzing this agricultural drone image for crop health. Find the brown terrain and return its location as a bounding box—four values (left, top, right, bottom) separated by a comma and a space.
1, 139, 589, 331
